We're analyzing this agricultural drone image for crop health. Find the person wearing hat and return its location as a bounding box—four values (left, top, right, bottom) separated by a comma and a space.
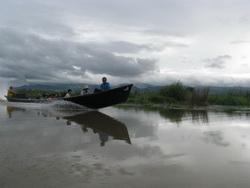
80, 85, 91, 95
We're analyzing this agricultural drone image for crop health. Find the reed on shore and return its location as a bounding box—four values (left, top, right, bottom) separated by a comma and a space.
127, 81, 249, 107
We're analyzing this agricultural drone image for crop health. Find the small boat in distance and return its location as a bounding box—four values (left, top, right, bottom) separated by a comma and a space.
5, 84, 133, 109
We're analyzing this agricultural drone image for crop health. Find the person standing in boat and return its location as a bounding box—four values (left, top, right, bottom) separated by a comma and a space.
7, 86, 17, 97
100, 77, 111, 91
64, 89, 72, 98
80, 85, 91, 95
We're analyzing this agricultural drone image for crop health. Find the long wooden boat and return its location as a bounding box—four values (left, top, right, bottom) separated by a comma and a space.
5, 84, 133, 109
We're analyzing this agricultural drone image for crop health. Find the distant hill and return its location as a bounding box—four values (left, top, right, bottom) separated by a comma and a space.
199, 86, 250, 94
15, 83, 250, 95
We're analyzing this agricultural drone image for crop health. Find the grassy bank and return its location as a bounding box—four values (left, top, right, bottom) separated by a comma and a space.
126, 82, 250, 108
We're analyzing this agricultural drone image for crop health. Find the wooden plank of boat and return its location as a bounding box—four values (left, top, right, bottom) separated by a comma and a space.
5, 84, 133, 109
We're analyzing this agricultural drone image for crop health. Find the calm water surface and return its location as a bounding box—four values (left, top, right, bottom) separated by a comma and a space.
1, 101, 250, 188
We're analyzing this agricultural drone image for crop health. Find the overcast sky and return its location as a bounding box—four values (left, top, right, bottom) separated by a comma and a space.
1, 0, 250, 87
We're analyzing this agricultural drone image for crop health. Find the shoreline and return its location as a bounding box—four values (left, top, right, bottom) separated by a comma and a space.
117, 103, 250, 111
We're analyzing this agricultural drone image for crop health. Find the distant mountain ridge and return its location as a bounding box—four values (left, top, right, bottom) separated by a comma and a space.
15, 83, 250, 94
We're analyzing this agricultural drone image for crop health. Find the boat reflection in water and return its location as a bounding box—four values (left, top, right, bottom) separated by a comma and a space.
6, 105, 131, 146
65, 111, 131, 146
6, 106, 26, 118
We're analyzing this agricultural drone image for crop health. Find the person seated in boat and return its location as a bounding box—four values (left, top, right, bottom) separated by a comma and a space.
56, 93, 62, 98
47, 94, 55, 99
7, 86, 17, 97
41, 93, 47, 99
64, 89, 72, 98
100, 77, 111, 91
36, 94, 42, 99
80, 85, 91, 95
39, 93, 49, 99
94, 77, 111, 93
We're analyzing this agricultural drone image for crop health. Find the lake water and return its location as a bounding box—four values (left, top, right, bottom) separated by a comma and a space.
1, 100, 250, 188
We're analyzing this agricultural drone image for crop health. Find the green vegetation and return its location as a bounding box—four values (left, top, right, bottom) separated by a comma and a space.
128, 81, 209, 106
127, 81, 250, 107
208, 93, 248, 106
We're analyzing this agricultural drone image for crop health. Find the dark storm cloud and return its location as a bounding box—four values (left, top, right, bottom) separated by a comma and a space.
0, 1, 75, 37
86, 41, 156, 53
1, 0, 249, 87
204, 55, 231, 69
107, 41, 154, 53
86, 41, 187, 54
0, 27, 157, 82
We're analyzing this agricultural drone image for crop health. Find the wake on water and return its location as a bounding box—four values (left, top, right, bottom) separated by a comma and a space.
0, 99, 92, 118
